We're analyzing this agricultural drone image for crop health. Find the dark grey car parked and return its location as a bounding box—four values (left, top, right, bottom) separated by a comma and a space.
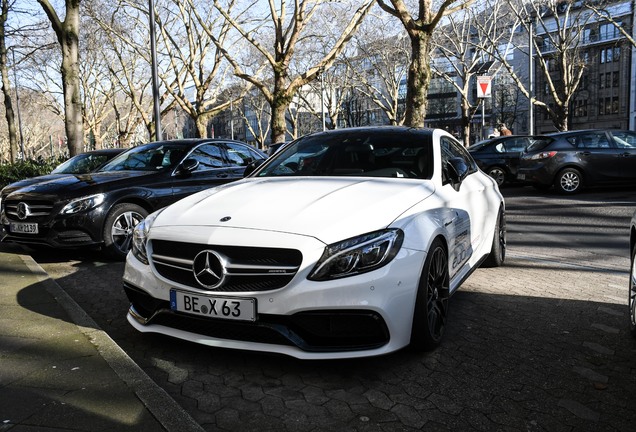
517, 129, 636, 194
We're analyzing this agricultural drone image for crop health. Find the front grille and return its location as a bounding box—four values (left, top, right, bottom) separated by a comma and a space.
5, 199, 54, 220
150, 240, 303, 292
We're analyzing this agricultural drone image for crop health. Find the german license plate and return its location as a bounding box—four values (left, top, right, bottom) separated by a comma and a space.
10, 222, 38, 234
170, 290, 256, 321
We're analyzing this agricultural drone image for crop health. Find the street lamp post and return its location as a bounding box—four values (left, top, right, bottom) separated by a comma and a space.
149, 0, 162, 141
528, 16, 535, 135
319, 67, 325, 131
230, 96, 234, 140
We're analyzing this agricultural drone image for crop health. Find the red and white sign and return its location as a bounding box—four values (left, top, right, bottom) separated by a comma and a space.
477, 76, 492, 98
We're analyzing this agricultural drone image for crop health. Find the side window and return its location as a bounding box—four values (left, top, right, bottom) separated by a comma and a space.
225, 142, 259, 167
506, 138, 528, 152
611, 131, 636, 149
189, 144, 227, 171
570, 132, 611, 149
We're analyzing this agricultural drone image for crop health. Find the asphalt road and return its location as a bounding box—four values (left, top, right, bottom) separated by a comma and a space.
14, 186, 636, 431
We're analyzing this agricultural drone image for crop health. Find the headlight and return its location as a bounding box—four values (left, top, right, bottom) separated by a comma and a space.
132, 208, 164, 265
308, 229, 404, 281
61, 193, 105, 215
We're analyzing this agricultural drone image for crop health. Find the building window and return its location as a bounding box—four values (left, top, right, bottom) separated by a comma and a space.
573, 99, 588, 117
599, 21, 622, 41
600, 47, 621, 64
599, 96, 619, 115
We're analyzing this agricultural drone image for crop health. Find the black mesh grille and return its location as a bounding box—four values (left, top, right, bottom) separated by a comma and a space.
150, 240, 303, 292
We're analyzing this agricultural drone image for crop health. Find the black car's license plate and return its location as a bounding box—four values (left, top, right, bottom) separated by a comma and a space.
10, 222, 38, 234
170, 289, 256, 321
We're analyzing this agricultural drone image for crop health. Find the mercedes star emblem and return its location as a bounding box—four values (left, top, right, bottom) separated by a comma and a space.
192, 250, 226, 289
17, 202, 31, 220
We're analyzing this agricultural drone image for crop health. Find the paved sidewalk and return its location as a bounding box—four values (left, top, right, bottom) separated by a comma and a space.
0, 247, 204, 432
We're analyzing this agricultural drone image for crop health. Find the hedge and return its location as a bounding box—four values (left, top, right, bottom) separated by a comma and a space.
0, 157, 65, 190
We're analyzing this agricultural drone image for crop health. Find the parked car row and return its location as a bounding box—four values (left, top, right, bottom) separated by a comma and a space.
2, 126, 635, 359
469, 129, 636, 194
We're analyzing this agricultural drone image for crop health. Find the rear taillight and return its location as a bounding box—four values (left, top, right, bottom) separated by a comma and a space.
527, 151, 557, 160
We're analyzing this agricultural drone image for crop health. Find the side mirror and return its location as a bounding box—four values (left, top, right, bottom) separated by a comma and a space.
243, 159, 265, 177
176, 158, 199, 176
447, 157, 469, 190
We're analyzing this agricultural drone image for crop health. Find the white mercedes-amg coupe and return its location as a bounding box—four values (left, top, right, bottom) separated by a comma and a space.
123, 127, 506, 359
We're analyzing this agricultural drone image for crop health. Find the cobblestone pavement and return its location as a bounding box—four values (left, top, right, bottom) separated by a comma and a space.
30, 189, 636, 431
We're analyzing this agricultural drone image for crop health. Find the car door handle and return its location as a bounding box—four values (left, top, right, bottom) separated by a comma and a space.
620, 152, 632, 157
216, 173, 229, 178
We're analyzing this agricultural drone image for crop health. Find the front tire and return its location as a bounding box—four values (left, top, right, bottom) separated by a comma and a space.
103, 203, 148, 260
482, 206, 506, 268
410, 239, 449, 351
629, 242, 636, 338
555, 168, 583, 194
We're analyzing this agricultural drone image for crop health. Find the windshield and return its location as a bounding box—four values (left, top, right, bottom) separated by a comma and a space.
98, 143, 187, 172
51, 152, 116, 174
255, 130, 433, 179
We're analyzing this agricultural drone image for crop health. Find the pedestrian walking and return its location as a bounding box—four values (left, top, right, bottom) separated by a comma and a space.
499, 123, 512, 136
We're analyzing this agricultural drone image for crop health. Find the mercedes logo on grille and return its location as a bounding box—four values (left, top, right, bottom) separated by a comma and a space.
192, 250, 226, 289
17, 202, 31, 220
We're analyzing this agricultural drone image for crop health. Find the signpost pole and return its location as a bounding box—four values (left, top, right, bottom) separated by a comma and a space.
477, 76, 492, 142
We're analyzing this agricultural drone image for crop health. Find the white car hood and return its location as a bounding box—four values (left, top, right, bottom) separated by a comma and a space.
154, 177, 435, 244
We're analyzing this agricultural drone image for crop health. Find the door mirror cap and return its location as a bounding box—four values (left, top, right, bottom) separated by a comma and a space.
447, 157, 469, 190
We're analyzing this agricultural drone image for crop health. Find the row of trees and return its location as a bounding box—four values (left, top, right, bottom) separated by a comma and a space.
0, 0, 632, 162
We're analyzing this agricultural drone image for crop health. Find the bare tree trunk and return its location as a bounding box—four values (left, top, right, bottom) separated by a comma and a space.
271, 74, 293, 143
0, 49, 17, 161
0, 0, 18, 161
461, 102, 471, 147
195, 115, 209, 138
38, 0, 83, 156
404, 34, 432, 127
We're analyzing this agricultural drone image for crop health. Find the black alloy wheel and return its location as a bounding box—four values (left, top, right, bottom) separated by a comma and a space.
410, 239, 449, 351
482, 206, 506, 268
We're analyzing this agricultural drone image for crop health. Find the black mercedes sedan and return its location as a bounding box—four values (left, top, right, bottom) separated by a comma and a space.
0, 139, 266, 258
517, 129, 636, 194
